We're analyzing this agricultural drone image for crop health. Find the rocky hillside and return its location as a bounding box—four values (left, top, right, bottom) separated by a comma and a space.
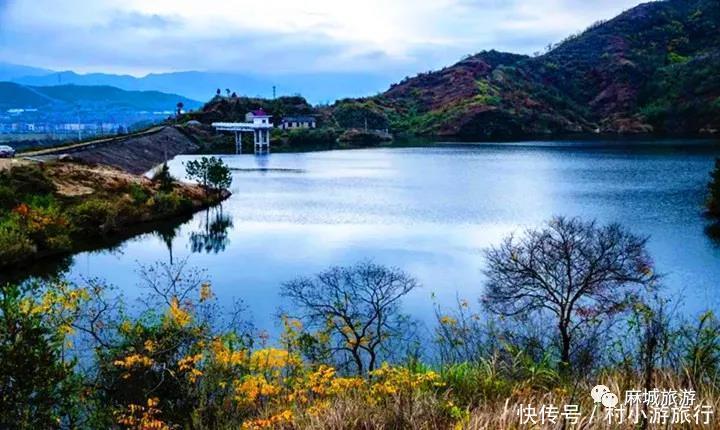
354, 0, 720, 139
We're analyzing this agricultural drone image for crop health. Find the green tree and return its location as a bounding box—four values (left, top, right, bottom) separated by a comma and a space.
184, 157, 232, 195
0, 283, 82, 429
153, 163, 175, 192
708, 158, 720, 217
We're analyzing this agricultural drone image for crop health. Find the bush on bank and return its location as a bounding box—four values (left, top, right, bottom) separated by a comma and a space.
0, 163, 220, 268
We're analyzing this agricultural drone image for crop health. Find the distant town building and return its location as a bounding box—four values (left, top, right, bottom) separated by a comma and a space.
281, 116, 316, 130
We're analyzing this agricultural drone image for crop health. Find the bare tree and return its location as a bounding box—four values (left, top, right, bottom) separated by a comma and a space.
137, 258, 207, 308
281, 261, 419, 374
482, 216, 658, 371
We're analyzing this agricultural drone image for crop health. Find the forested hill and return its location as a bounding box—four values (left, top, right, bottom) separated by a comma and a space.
346, 0, 720, 139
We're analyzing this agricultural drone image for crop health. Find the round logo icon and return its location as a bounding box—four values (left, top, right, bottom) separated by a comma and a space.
601, 392, 619, 408
591, 385, 610, 403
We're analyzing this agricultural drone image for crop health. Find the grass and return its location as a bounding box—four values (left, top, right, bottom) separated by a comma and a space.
279, 369, 719, 429
0, 161, 225, 268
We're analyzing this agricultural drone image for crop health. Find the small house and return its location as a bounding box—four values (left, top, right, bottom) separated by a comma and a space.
281, 116, 316, 130
249, 109, 271, 125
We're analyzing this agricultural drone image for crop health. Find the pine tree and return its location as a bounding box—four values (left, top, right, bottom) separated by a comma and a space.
153, 163, 175, 192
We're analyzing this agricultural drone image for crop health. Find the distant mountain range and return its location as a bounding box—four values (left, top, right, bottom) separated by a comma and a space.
0, 63, 53, 82
0, 82, 201, 136
0, 82, 200, 111
0, 63, 399, 105
4, 0, 719, 140
344, 0, 720, 138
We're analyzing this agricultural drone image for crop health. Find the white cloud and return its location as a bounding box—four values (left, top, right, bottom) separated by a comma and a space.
0, 0, 644, 75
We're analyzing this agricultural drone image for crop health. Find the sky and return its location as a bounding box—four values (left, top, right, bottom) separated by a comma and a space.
0, 0, 647, 77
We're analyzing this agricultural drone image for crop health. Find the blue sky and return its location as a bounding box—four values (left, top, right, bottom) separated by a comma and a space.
0, 0, 646, 76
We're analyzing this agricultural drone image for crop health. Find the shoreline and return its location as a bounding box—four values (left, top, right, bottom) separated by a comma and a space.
0, 159, 230, 275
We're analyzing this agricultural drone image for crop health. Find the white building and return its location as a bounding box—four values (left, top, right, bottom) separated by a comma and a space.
281, 116, 316, 129
212, 109, 274, 154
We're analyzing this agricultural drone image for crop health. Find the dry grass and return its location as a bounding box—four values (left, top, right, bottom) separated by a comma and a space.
283, 371, 720, 430
40, 160, 212, 203
0, 157, 28, 172
291, 393, 452, 430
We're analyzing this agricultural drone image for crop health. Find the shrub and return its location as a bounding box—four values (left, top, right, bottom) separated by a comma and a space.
0, 221, 35, 263
14, 202, 72, 253
0, 283, 83, 428
0, 185, 17, 211
667, 51, 690, 64
640, 101, 670, 123
127, 183, 149, 205
0, 164, 55, 196
152, 163, 175, 192
70, 199, 119, 233
332, 101, 389, 130
152, 192, 193, 215
708, 159, 720, 217
286, 128, 339, 147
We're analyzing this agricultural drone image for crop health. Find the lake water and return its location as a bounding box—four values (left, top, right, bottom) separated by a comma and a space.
11, 141, 720, 333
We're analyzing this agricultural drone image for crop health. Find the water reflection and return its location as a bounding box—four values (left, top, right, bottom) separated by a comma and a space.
707, 222, 720, 245
0, 255, 73, 285
9, 143, 720, 334
4, 213, 196, 285
154, 221, 182, 264
190, 206, 234, 254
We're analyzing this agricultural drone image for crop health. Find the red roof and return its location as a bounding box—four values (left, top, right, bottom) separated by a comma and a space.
252, 108, 271, 117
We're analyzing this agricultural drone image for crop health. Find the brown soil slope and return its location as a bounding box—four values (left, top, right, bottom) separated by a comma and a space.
57, 126, 199, 175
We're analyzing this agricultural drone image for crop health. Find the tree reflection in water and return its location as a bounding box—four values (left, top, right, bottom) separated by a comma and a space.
154, 222, 182, 265
190, 206, 233, 254
707, 222, 720, 246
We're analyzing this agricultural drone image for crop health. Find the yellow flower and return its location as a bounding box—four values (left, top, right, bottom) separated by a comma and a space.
199, 283, 213, 302
329, 376, 365, 394
369, 364, 443, 399
178, 353, 204, 383
440, 315, 458, 326
166, 297, 192, 327
234, 375, 280, 404
210, 338, 246, 367
178, 353, 202, 371
250, 348, 301, 372
113, 353, 154, 369
306, 365, 336, 395
241, 409, 293, 429
114, 397, 171, 430
119, 319, 133, 334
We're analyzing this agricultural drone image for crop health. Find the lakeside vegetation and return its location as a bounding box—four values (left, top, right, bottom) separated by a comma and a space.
180, 95, 394, 153
0, 161, 228, 269
708, 158, 720, 217
4, 217, 720, 429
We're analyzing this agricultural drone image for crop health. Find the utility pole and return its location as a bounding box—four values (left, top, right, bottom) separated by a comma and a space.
272, 86, 276, 99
